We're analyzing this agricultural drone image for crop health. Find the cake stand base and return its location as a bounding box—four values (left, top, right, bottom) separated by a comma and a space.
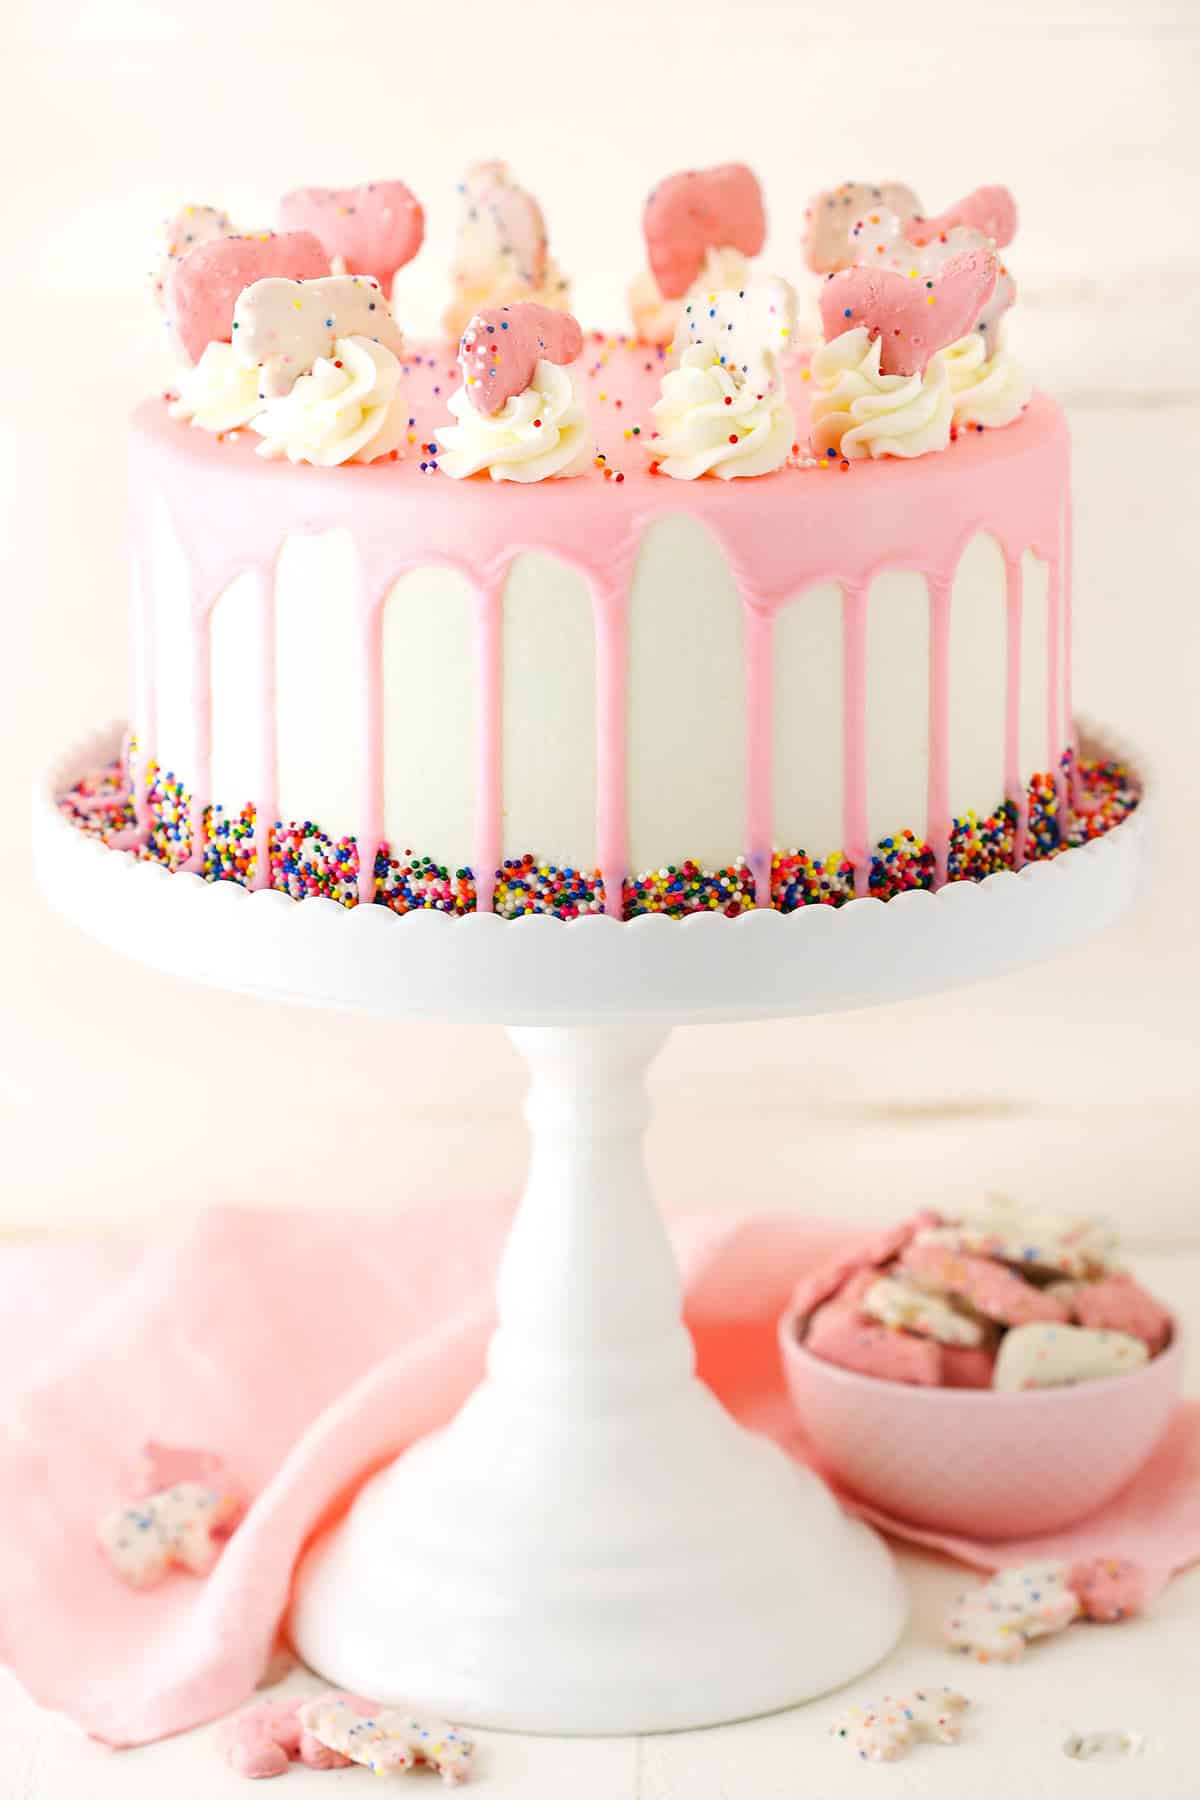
290, 1026, 903, 1734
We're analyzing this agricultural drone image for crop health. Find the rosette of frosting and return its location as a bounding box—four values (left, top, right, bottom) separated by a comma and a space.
931, 331, 1032, 429
437, 360, 593, 482
809, 326, 953, 460
168, 341, 262, 433
648, 346, 794, 479
252, 336, 406, 466
647, 275, 797, 479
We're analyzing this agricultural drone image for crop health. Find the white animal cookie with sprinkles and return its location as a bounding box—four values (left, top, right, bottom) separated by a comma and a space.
232, 274, 405, 399
831, 1688, 968, 1762
298, 1694, 475, 1784
945, 1561, 1080, 1661
676, 273, 797, 393
98, 1479, 243, 1588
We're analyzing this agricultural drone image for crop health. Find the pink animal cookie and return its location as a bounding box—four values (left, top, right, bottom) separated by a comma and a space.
1067, 1556, 1147, 1623
1073, 1274, 1172, 1352
120, 1439, 225, 1500
899, 1242, 1071, 1327
217, 1696, 368, 1779
644, 163, 766, 300
280, 181, 424, 291
819, 248, 998, 376
909, 185, 1017, 249
806, 1269, 943, 1385
788, 1211, 940, 1323
459, 302, 584, 414
166, 231, 330, 365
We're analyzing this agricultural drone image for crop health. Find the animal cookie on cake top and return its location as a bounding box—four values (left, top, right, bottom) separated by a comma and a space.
57, 156, 1140, 927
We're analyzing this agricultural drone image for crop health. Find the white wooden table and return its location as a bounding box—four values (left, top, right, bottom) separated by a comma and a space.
5, 1250, 1197, 1800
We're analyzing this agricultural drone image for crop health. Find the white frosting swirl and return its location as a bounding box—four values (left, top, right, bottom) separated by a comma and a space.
932, 330, 1032, 429
629, 246, 756, 347
648, 345, 794, 479
809, 327, 952, 460
437, 360, 593, 482
252, 336, 406, 467
168, 342, 262, 434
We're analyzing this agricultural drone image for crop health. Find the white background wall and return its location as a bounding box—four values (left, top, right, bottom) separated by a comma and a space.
4, 0, 1199, 1240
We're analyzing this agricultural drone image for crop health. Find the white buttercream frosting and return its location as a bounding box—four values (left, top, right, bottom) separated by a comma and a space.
251, 336, 407, 467
648, 344, 794, 479
168, 342, 262, 434
932, 330, 1032, 429
809, 326, 953, 460
437, 359, 593, 482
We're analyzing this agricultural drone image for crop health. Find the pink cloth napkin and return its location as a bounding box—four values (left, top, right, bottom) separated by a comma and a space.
1, 1201, 1197, 1749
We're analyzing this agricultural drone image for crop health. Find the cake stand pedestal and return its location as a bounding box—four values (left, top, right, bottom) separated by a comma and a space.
35, 724, 1147, 1735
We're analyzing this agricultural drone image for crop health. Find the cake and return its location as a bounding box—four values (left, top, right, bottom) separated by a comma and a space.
60, 165, 1138, 920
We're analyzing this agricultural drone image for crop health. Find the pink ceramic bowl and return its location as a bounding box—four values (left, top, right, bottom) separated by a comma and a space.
778, 1302, 1184, 1538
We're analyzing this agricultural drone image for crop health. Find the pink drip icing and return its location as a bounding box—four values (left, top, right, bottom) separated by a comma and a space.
1047, 542, 1065, 827
123, 352, 1072, 915
743, 603, 774, 906
250, 566, 277, 891
473, 583, 504, 915
841, 584, 869, 897
1063, 499, 1079, 814
179, 599, 213, 873
1004, 552, 1028, 868
926, 578, 952, 885
591, 576, 629, 918
356, 592, 385, 905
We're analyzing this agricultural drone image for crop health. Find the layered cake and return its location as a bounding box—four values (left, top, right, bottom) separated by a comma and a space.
61, 162, 1138, 919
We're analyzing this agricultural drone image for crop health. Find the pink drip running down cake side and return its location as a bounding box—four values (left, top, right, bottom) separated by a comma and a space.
61, 338, 1139, 920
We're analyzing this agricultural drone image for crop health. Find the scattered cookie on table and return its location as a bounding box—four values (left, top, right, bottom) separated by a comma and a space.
216, 1696, 356, 1779
945, 1561, 1080, 1661
1067, 1556, 1147, 1622
1063, 1728, 1145, 1761
298, 1694, 475, 1784
992, 1322, 1148, 1391
830, 1687, 968, 1762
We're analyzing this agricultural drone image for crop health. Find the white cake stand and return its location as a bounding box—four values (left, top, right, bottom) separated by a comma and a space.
34, 724, 1147, 1736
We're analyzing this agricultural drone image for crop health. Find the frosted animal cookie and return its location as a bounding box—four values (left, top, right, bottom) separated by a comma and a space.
279, 180, 424, 291
818, 248, 998, 379
630, 162, 767, 341
804, 179, 923, 274
831, 1688, 968, 1762
1073, 1274, 1172, 1352
788, 1211, 940, 1323
806, 1269, 943, 1385
916, 1195, 1119, 1279
299, 1694, 475, 1784
151, 204, 234, 311
233, 273, 405, 400
946, 1561, 1080, 1662
898, 1242, 1070, 1328
216, 1696, 355, 1779
992, 1323, 1148, 1391
98, 1477, 245, 1588
862, 1275, 984, 1346
1067, 1556, 1147, 1622
443, 160, 570, 340
165, 230, 331, 366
